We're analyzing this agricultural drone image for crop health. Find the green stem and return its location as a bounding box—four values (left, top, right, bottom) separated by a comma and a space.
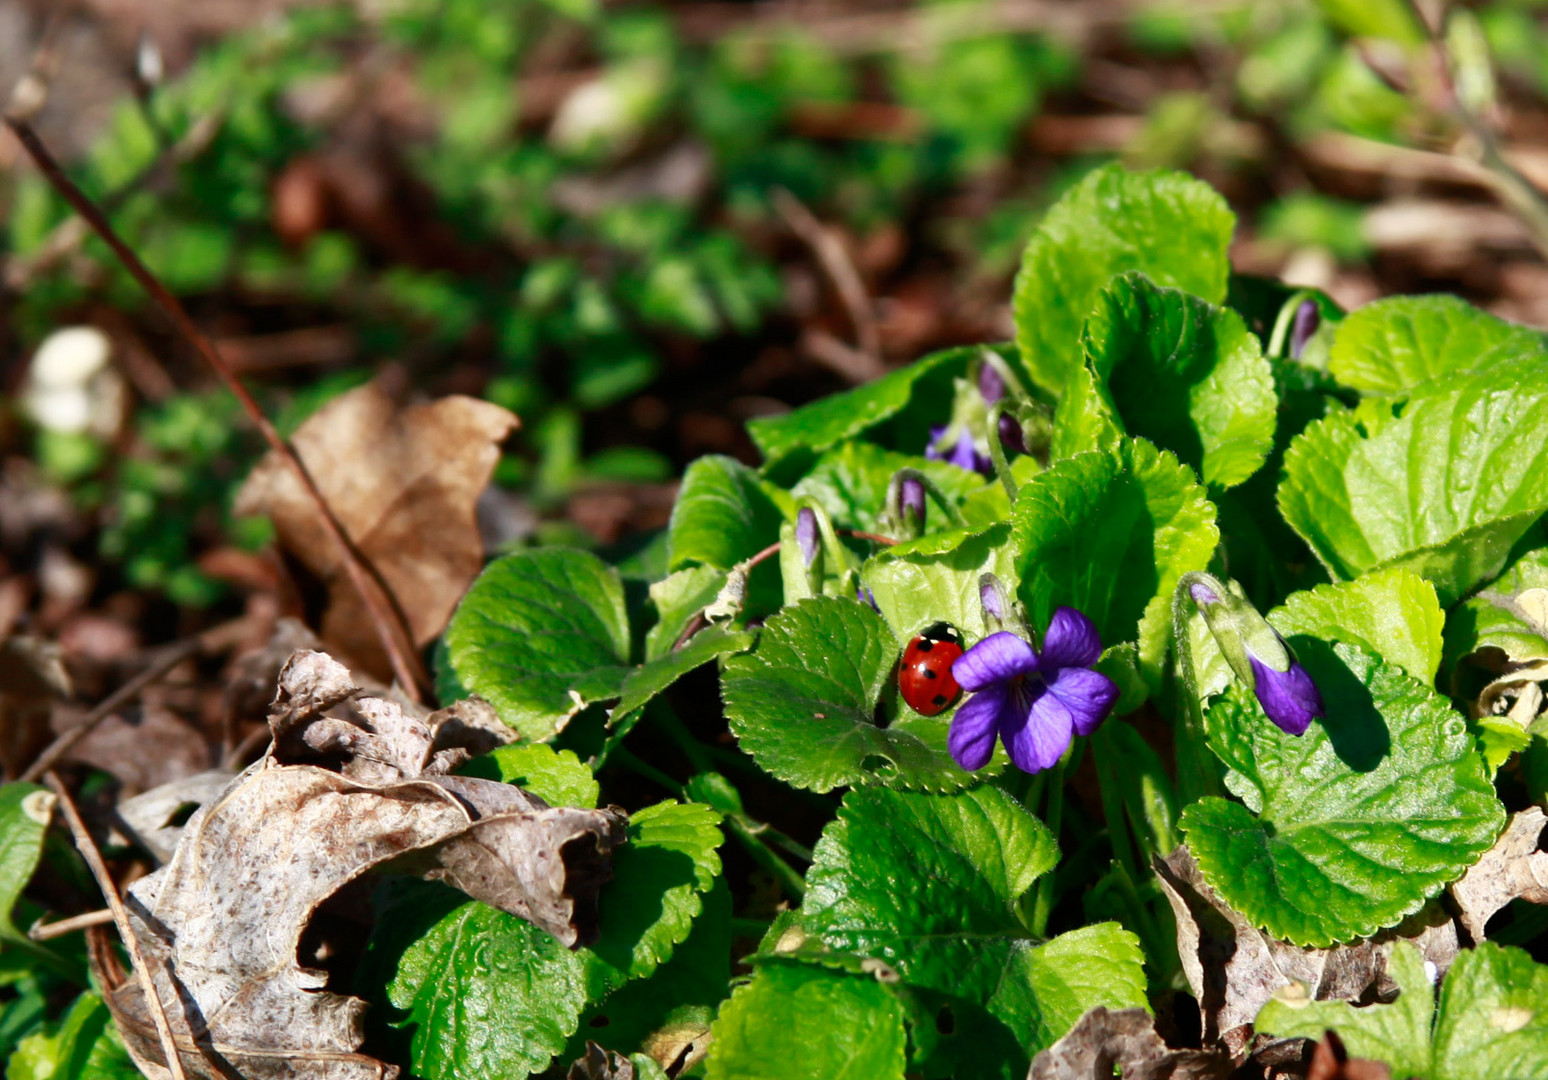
1171, 575, 1223, 805
652, 704, 713, 774
726, 815, 807, 902
730, 916, 775, 938
1090, 728, 1139, 885
986, 404, 1019, 503
1030, 758, 1066, 937
1265, 288, 1314, 359
610, 746, 684, 796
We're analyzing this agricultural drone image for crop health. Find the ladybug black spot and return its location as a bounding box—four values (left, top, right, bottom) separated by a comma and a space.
932, 694, 948, 706
915, 639, 935, 652
922, 668, 937, 679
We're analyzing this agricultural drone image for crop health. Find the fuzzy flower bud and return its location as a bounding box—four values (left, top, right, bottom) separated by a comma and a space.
1290, 299, 1320, 361
796, 507, 819, 568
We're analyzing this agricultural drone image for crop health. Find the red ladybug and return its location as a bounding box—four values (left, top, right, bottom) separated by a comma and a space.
899, 624, 964, 716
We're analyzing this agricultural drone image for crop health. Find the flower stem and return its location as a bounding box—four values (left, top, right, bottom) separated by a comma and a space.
1029, 757, 1066, 937
1171, 575, 1224, 805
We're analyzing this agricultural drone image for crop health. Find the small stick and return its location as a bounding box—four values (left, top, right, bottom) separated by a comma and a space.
29, 908, 115, 942
44, 773, 189, 1080
773, 187, 884, 376
2, 116, 427, 700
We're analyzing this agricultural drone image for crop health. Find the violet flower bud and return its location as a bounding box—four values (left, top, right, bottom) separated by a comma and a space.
1189, 581, 1221, 607
1290, 299, 1320, 361
1248, 652, 1324, 736
997, 412, 1026, 456
900, 476, 926, 531
796, 507, 819, 568
978, 362, 1006, 406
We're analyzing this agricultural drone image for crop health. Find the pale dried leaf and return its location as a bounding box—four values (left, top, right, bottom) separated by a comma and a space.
568, 1042, 637, 1080
108, 769, 235, 862
92, 649, 623, 1080
1450, 807, 1548, 941
1154, 848, 1458, 1051
1027, 1007, 1231, 1080
233, 381, 517, 677
1476, 658, 1548, 723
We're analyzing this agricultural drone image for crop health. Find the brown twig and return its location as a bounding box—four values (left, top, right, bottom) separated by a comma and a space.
773, 187, 884, 379
2, 116, 428, 699
29, 908, 115, 941
44, 773, 189, 1080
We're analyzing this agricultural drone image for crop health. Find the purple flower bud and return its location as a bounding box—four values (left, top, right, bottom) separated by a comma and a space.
857, 584, 879, 611
1189, 581, 1221, 607
796, 507, 819, 568
926, 426, 992, 477
997, 412, 1025, 456
1290, 299, 1320, 361
1248, 654, 1324, 736
978, 362, 1005, 406
979, 577, 1004, 623
900, 476, 926, 529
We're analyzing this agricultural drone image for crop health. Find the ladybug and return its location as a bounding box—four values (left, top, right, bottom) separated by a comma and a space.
899, 624, 964, 716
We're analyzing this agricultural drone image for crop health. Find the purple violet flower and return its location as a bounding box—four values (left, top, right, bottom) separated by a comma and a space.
947, 607, 1118, 774
925, 425, 992, 476
1248, 650, 1324, 736
900, 475, 926, 529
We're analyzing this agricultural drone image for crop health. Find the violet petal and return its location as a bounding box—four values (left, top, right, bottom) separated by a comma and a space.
924, 425, 949, 462
1188, 581, 1220, 607
979, 362, 1006, 406
1039, 606, 1103, 669
1045, 665, 1119, 736
1002, 685, 1073, 774
795, 507, 819, 568
1249, 654, 1323, 736
947, 685, 1007, 771
951, 631, 1038, 692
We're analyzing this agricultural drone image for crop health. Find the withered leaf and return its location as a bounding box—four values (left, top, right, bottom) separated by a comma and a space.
234, 381, 517, 680
93, 650, 623, 1080
0, 635, 71, 779
1026, 1007, 1231, 1080
1450, 807, 1548, 942
1154, 848, 1458, 1054
567, 1042, 639, 1080
1305, 1031, 1393, 1080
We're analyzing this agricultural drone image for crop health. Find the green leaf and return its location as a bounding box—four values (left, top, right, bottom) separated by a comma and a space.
667, 456, 789, 572
801, 787, 1146, 1079
1328, 295, 1547, 396
1012, 164, 1235, 396
459, 743, 600, 809
610, 626, 756, 727
1257, 940, 1548, 1080
790, 441, 1003, 533
862, 522, 1018, 646
565, 880, 731, 1063
444, 548, 632, 740
1077, 273, 1277, 489
1313, 0, 1426, 44
1011, 440, 1219, 684
379, 801, 723, 1080
1444, 547, 1548, 669
6, 992, 135, 1080
1181, 644, 1504, 947
644, 565, 725, 661
1277, 367, 1548, 605
721, 597, 996, 793
745, 347, 980, 471
1269, 568, 1445, 682
0, 784, 52, 942
1048, 361, 1122, 464
705, 963, 908, 1080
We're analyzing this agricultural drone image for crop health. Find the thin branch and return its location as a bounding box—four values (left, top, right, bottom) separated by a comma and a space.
29, 908, 115, 942
2, 116, 428, 699
44, 773, 189, 1080
773, 187, 884, 378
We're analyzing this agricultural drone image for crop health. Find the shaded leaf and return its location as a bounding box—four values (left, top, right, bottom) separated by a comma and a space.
1270, 568, 1445, 682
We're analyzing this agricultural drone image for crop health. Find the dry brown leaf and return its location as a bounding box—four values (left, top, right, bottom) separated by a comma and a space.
1450, 807, 1548, 942
1303, 1031, 1393, 1080
1154, 848, 1458, 1055
1026, 1007, 1232, 1080
233, 381, 517, 680
568, 1042, 639, 1080
92, 650, 624, 1080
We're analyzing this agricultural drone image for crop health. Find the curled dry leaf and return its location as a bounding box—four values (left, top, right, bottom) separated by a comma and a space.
1026, 1007, 1232, 1080
567, 1041, 639, 1080
1476, 658, 1548, 725
1154, 848, 1458, 1057
233, 381, 518, 680
1304, 1031, 1393, 1080
1450, 807, 1548, 942
90, 650, 625, 1080
108, 769, 234, 863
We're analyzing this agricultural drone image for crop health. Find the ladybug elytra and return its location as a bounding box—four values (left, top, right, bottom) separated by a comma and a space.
899, 623, 964, 716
